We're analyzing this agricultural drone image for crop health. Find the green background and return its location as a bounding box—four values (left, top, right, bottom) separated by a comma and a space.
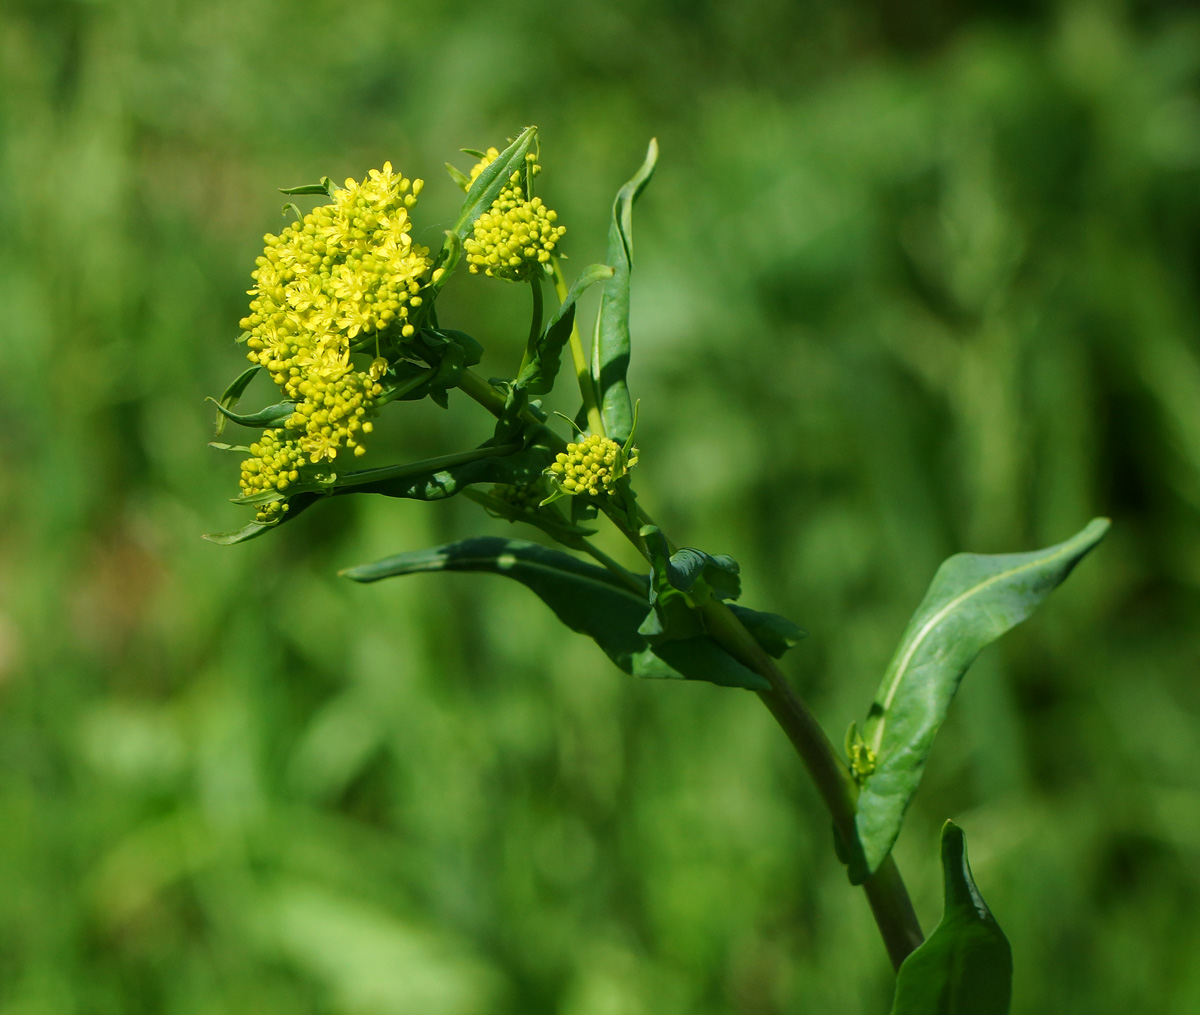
3, 0, 1199, 1011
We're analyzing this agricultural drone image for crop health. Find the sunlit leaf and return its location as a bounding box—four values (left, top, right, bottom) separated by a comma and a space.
890, 822, 1012, 1015
594, 138, 657, 443
852, 518, 1110, 880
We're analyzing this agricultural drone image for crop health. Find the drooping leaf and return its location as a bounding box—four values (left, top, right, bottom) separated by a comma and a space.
340, 537, 769, 691
209, 398, 297, 429
594, 139, 658, 443
890, 822, 1012, 1015
852, 518, 1110, 880
204, 443, 553, 545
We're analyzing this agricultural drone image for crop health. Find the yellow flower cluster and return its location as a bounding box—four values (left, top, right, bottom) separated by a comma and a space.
546, 433, 637, 497
235, 163, 437, 515
467, 148, 501, 188
238, 429, 305, 523
465, 154, 566, 281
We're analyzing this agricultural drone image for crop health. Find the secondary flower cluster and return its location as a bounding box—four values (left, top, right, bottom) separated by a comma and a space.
465, 153, 566, 281
235, 164, 438, 519
546, 433, 637, 497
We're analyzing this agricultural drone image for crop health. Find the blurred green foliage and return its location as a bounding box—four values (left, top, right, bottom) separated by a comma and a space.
2, 0, 1199, 1012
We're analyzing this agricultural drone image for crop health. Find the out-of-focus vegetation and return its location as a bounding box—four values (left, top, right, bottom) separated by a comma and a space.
2, 0, 1199, 1011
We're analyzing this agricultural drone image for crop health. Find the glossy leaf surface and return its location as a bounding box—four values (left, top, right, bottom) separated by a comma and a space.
853, 518, 1110, 879
890, 822, 1012, 1015
340, 537, 770, 690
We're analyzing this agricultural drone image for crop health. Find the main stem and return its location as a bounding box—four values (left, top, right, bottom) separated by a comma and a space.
454, 366, 924, 969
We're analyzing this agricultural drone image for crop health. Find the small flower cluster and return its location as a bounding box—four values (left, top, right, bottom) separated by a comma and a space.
235, 164, 437, 518
465, 154, 565, 281
546, 433, 637, 497
238, 429, 306, 522
490, 481, 546, 513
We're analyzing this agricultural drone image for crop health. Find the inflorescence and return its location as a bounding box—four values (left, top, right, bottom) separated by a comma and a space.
465, 152, 566, 282
546, 433, 638, 498
236, 163, 437, 521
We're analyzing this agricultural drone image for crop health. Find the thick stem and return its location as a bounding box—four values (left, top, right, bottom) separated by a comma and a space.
699, 598, 924, 969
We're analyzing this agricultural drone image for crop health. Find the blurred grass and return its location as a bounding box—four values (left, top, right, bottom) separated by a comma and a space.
2, 0, 1199, 1012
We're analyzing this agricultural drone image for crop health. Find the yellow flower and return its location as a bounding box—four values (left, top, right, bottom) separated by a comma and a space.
464, 156, 566, 282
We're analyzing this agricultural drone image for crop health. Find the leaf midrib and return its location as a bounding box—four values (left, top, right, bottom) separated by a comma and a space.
869, 539, 1081, 755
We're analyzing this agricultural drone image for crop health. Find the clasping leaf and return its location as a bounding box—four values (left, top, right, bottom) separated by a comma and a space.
853, 518, 1110, 881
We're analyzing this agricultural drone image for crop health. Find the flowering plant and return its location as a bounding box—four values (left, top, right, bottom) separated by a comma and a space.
208, 126, 1108, 1012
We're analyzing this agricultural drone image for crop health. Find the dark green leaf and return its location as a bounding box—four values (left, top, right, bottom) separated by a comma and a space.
594, 139, 658, 443
727, 605, 807, 658
640, 526, 705, 640
890, 822, 1012, 1015
209, 398, 297, 429
212, 366, 261, 436
279, 177, 335, 198
666, 547, 741, 601
340, 538, 769, 691
523, 263, 614, 397
853, 518, 1110, 880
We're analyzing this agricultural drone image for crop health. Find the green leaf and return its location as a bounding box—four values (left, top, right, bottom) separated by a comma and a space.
666, 547, 741, 601
890, 822, 1012, 1015
640, 526, 705, 640
279, 177, 335, 198
727, 605, 807, 658
853, 518, 1110, 880
594, 139, 657, 443
212, 366, 261, 436
450, 127, 538, 241
209, 398, 297, 429
523, 263, 614, 398
340, 538, 770, 691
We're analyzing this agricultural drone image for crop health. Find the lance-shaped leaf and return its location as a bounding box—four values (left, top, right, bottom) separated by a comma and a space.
340, 537, 770, 691
852, 518, 1110, 881
890, 822, 1012, 1015
522, 264, 614, 398
726, 605, 806, 658
594, 139, 658, 443
450, 127, 538, 243
496, 265, 615, 442
203, 443, 554, 545
279, 177, 336, 199
209, 398, 297, 429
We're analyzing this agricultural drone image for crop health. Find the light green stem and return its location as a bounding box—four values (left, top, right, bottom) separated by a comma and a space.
551, 259, 605, 437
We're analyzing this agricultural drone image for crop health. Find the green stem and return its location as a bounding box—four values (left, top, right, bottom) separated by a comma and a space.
516, 275, 544, 380
453, 364, 924, 970
551, 258, 605, 437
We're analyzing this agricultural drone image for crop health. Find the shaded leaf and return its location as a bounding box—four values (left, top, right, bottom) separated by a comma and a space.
523, 263, 614, 398
853, 518, 1110, 880
340, 538, 769, 691
727, 605, 807, 658
594, 139, 657, 443
890, 822, 1012, 1015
